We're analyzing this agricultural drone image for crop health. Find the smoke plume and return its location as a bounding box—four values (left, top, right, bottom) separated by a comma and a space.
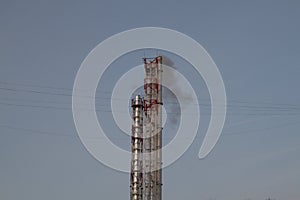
162, 55, 193, 127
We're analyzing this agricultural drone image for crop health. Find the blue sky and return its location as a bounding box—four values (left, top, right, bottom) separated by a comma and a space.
0, 1, 300, 200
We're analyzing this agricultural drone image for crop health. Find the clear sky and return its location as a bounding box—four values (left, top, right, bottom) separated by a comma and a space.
0, 1, 300, 200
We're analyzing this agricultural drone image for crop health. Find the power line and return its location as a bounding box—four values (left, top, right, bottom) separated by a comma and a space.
1, 119, 299, 140
1, 81, 300, 109
1, 101, 300, 116
1, 86, 300, 112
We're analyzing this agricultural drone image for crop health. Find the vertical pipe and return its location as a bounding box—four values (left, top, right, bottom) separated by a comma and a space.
157, 56, 163, 200
130, 95, 143, 200
144, 58, 152, 200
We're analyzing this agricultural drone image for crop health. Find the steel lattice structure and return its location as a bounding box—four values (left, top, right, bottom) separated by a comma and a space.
130, 56, 163, 200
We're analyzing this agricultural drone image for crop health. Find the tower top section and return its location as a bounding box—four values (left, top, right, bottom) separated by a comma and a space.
143, 55, 162, 64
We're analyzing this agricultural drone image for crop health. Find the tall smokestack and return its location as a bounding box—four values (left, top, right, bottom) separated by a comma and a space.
130, 56, 163, 200
130, 95, 144, 200
143, 56, 163, 200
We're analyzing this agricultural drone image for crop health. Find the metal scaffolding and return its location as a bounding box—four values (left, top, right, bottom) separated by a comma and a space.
143, 56, 162, 200
130, 56, 163, 200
